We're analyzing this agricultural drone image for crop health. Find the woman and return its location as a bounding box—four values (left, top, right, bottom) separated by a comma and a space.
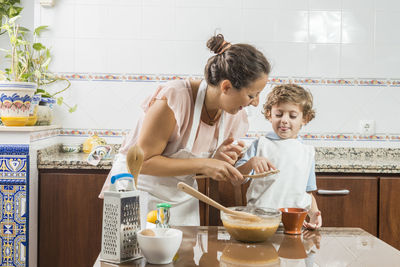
100, 34, 271, 226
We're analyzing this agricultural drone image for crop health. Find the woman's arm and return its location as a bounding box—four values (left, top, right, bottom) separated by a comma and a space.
137, 99, 243, 183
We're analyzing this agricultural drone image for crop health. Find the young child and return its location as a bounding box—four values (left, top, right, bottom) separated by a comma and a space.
236, 84, 322, 229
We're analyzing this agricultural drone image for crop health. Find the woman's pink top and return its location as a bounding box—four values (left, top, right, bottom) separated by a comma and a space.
119, 79, 249, 156
99, 79, 248, 197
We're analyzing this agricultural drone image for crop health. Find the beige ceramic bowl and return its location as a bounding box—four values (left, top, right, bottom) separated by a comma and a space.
221, 206, 281, 243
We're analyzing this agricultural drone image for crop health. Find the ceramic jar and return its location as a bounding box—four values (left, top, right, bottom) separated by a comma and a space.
0, 82, 37, 126
36, 97, 56, 126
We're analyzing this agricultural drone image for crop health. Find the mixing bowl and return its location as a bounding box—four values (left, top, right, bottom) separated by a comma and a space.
221, 206, 281, 242
220, 242, 280, 266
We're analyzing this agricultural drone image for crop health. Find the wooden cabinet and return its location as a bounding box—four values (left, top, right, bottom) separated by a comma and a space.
39, 169, 108, 267
315, 175, 379, 236
379, 177, 400, 249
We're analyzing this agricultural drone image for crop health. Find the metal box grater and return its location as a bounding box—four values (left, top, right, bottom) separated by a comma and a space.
101, 173, 142, 263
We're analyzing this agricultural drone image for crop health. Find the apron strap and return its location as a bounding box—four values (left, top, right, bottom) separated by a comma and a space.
185, 80, 225, 152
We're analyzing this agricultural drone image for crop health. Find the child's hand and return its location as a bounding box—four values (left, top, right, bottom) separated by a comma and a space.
248, 156, 276, 174
303, 210, 322, 230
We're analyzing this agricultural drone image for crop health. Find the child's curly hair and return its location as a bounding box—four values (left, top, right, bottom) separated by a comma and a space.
263, 84, 316, 123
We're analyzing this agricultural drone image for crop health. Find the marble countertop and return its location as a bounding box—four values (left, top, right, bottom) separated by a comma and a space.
37, 145, 400, 174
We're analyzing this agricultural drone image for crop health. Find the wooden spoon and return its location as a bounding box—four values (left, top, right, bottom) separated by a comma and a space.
193, 169, 280, 179
126, 144, 144, 188
177, 182, 261, 222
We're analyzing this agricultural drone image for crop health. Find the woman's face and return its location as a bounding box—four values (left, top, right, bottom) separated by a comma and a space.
221, 74, 268, 114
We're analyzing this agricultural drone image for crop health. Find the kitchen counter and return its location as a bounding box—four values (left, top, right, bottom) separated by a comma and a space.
93, 226, 400, 267
38, 145, 400, 173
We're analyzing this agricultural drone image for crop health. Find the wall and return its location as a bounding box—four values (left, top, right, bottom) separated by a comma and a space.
16, 0, 400, 137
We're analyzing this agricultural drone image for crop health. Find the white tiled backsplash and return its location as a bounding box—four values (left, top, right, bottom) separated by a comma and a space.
12, 0, 400, 134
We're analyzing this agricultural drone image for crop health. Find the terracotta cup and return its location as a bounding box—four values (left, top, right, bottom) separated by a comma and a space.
279, 208, 308, 235
277, 234, 307, 259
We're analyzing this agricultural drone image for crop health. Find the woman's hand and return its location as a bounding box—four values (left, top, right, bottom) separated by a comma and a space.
248, 156, 276, 173
304, 210, 322, 230
213, 137, 245, 165
200, 158, 244, 185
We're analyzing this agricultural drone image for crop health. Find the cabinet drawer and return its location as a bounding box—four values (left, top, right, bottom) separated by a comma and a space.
315, 176, 378, 236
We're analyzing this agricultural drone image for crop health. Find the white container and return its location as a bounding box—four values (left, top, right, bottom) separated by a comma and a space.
137, 228, 182, 265
100, 173, 142, 263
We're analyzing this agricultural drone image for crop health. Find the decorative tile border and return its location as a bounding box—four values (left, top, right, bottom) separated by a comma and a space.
27, 126, 400, 142
54, 73, 400, 86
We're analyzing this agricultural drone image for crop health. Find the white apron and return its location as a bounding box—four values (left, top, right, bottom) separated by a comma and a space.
137, 80, 225, 226
246, 136, 314, 210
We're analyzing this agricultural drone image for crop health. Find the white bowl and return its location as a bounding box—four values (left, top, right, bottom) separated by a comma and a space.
137, 228, 182, 265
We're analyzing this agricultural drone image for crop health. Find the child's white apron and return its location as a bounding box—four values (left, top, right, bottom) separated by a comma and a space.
246, 136, 314, 210
138, 80, 225, 226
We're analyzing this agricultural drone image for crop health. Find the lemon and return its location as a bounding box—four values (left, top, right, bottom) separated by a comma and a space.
146, 209, 166, 223
147, 210, 158, 223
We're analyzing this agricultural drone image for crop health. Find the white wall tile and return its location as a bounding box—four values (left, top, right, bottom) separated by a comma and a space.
278, 0, 308, 10
375, 0, 400, 11
342, 0, 373, 10
39, 3, 74, 38
259, 43, 308, 76
105, 5, 141, 39
176, 0, 241, 8
141, 40, 177, 74
342, 10, 374, 44
105, 40, 142, 73
309, 11, 341, 43
40, 38, 75, 72
242, 9, 277, 43
308, 44, 340, 77
74, 39, 107, 72
75, 4, 108, 38
375, 11, 400, 44
275, 11, 308, 42
173, 41, 209, 75
340, 44, 375, 77
374, 45, 400, 78
175, 8, 242, 42
308, 0, 341, 10
141, 7, 175, 40
243, 0, 278, 9
144, 0, 176, 7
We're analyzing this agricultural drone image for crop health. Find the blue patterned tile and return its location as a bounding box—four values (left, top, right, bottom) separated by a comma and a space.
0, 145, 28, 267
13, 230, 26, 267
0, 145, 29, 156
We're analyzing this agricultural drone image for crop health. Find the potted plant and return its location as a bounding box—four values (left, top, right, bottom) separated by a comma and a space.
0, 0, 22, 35
0, 15, 76, 126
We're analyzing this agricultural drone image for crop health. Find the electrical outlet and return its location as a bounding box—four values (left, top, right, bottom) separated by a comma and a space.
359, 120, 375, 135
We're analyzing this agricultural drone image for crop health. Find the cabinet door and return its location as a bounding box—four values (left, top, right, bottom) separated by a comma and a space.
379, 177, 400, 250
39, 170, 108, 267
315, 176, 378, 236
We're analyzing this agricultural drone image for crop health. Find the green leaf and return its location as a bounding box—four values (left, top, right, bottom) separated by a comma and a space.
8, 15, 19, 24
42, 57, 51, 68
34, 25, 48, 36
35, 88, 46, 94
33, 42, 45, 51
69, 104, 77, 113
18, 26, 29, 33
57, 96, 64, 105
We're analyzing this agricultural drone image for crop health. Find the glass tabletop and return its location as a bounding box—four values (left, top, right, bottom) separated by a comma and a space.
95, 226, 400, 267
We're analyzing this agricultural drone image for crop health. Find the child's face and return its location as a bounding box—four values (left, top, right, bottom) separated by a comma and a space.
268, 102, 306, 139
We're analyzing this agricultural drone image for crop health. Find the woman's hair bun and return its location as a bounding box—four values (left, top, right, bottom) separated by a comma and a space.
207, 34, 229, 54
